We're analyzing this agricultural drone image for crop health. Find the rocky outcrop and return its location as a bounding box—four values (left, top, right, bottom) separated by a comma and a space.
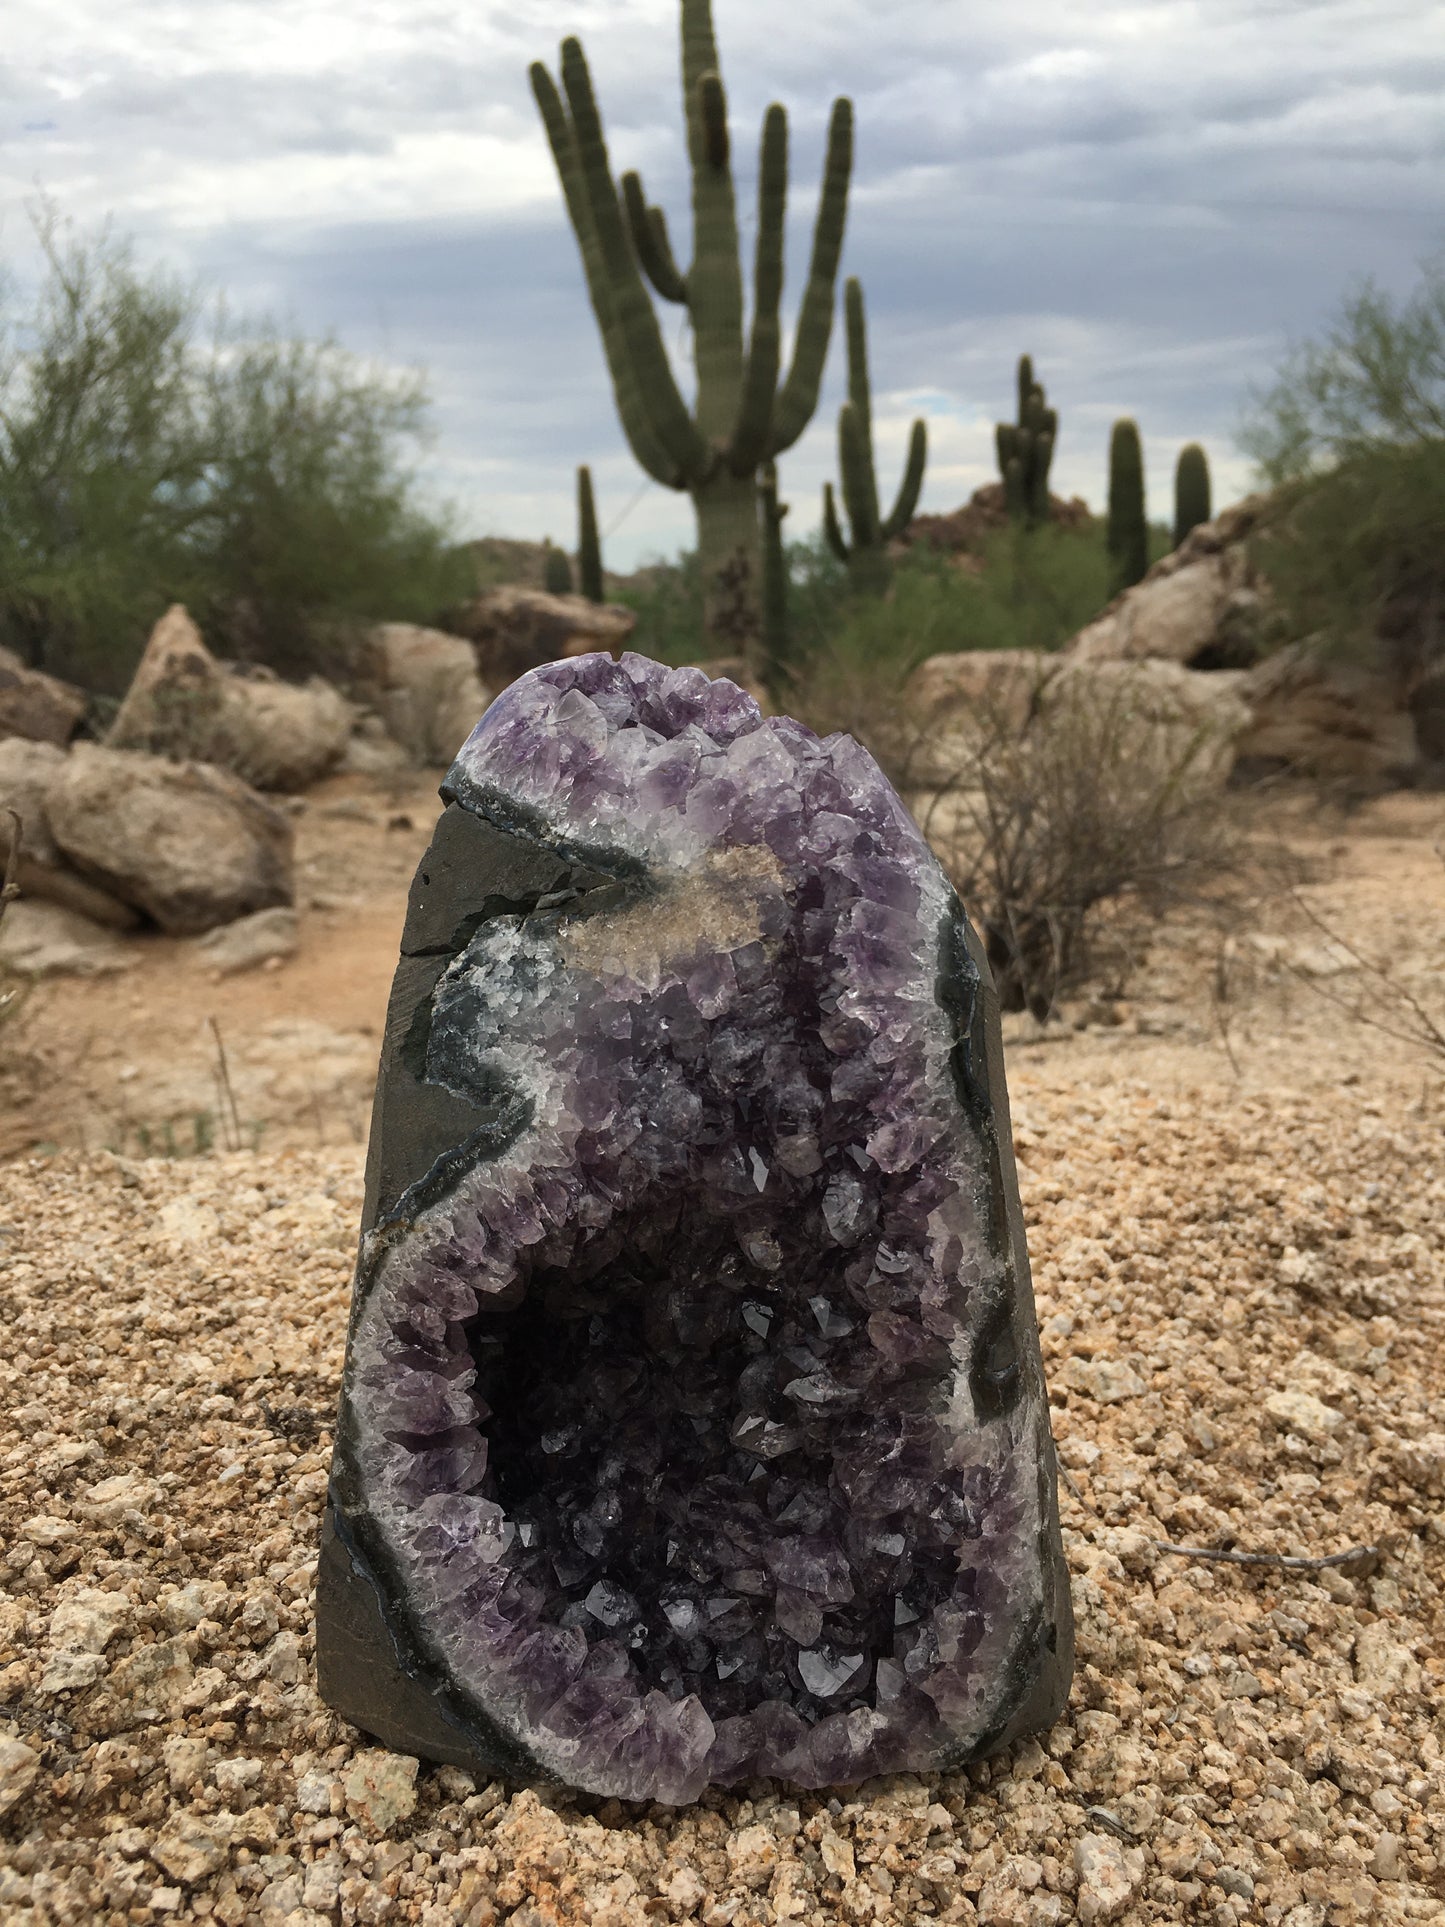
902, 650, 1247, 790
1068, 495, 1274, 670
1044, 656, 1250, 788
0, 900, 135, 978
45, 744, 294, 936
0, 740, 140, 930
442, 587, 637, 688
1233, 647, 1419, 785
894, 482, 1094, 563
0, 650, 88, 748
194, 906, 299, 975
350, 625, 492, 768
899, 651, 1054, 785
108, 605, 353, 792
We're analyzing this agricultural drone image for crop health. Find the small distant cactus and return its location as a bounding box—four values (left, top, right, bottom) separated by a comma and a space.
1173, 443, 1211, 549
577, 465, 604, 602
543, 540, 573, 595
995, 354, 1057, 526
821, 277, 927, 595
758, 460, 789, 676
1107, 418, 1148, 596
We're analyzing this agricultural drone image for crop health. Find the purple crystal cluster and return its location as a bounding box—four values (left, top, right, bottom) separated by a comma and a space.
338, 652, 1067, 1803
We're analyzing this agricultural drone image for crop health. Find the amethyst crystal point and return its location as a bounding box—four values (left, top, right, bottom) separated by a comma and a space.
318, 651, 1072, 1804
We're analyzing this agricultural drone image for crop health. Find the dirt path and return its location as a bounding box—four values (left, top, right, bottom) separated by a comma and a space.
6, 782, 1441, 1159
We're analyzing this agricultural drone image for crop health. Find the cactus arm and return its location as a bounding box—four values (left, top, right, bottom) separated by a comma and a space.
681, 0, 724, 113
577, 464, 604, 602
838, 400, 880, 550
1030, 424, 1055, 522
822, 481, 851, 562
769, 95, 854, 455
531, 57, 686, 488
621, 172, 687, 303
1017, 353, 1034, 423
685, 68, 745, 445
727, 103, 787, 475
558, 39, 713, 485
882, 418, 927, 540
841, 278, 881, 537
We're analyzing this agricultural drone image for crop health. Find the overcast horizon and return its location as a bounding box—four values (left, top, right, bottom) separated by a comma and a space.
4, 0, 1443, 572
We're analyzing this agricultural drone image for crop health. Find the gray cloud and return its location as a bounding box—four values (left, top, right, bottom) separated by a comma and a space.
3, 0, 1443, 566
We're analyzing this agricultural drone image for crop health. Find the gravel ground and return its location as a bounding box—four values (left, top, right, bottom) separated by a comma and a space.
0, 1066, 1442, 1927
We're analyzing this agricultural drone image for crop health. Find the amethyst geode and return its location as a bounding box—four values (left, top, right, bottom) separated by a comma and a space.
318, 652, 1072, 1803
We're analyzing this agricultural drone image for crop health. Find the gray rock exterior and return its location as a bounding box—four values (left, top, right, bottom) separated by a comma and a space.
46, 743, 294, 936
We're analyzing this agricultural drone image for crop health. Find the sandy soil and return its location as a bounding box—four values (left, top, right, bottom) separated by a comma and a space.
0, 779, 1442, 1925
4, 781, 1442, 1160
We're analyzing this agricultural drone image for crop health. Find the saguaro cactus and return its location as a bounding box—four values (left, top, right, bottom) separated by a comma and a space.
530, 2, 852, 671
995, 355, 1057, 526
821, 278, 927, 596
758, 461, 789, 676
1173, 443, 1211, 550
577, 465, 604, 602
1106, 418, 1148, 596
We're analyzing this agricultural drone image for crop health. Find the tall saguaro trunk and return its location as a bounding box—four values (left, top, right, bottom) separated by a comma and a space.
822, 277, 928, 596
530, 0, 853, 678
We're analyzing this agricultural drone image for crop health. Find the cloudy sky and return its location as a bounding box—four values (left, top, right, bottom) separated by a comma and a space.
4, 0, 1442, 569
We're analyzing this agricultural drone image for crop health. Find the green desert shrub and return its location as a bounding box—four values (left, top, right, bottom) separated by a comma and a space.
1239, 255, 1445, 686
0, 208, 466, 691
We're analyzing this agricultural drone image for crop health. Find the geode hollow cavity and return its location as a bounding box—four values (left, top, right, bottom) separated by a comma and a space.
318, 652, 1072, 1803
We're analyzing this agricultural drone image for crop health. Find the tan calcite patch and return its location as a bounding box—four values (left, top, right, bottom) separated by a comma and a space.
556, 844, 786, 979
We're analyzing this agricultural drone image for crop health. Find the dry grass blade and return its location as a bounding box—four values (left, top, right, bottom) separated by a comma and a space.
209, 1015, 245, 1153
0, 807, 23, 928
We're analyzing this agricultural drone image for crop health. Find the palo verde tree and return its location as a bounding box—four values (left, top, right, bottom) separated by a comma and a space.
530, 0, 853, 675
821, 277, 927, 596
0, 206, 462, 689
1238, 254, 1445, 686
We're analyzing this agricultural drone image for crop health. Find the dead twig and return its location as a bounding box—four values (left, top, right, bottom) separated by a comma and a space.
1081, 1805, 1142, 1840
1152, 1539, 1380, 1574
208, 1016, 244, 1154
0, 809, 24, 929
1281, 880, 1445, 1059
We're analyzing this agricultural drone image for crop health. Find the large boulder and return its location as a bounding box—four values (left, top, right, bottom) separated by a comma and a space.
0, 739, 140, 930
1043, 656, 1250, 788
443, 586, 637, 687
108, 605, 353, 792
0, 900, 135, 978
901, 650, 1055, 785
1233, 646, 1419, 785
901, 650, 1246, 790
1068, 494, 1273, 670
0, 649, 88, 747
45, 743, 294, 935
351, 625, 492, 768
